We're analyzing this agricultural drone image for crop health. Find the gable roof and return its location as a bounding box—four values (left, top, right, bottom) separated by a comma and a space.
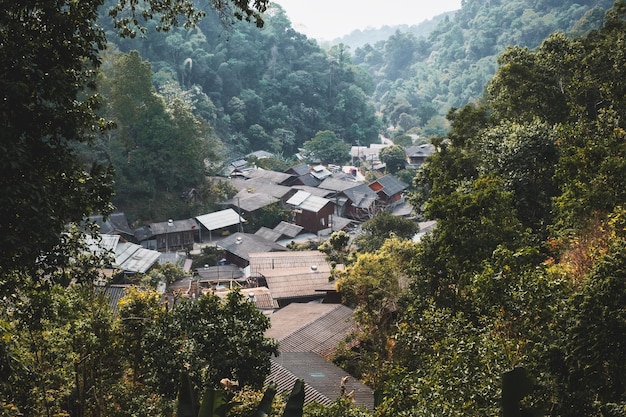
115, 242, 161, 274
255, 227, 282, 242
285, 163, 311, 177
268, 353, 374, 409
341, 183, 378, 209
195, 208, 245, 231
266, 303, 354, 355
217, 233, 287, 262
286, 191, 333, 213
273, 221, 304, 239
405, 143, 435, 158
369, 174, 408, 198
318, 175, 362, 192
264, 303, 374, 409
88, 213, 134, 237
246, 169, 292, 184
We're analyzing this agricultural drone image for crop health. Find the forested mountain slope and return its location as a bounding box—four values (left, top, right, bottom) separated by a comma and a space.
354, 0, 615, 137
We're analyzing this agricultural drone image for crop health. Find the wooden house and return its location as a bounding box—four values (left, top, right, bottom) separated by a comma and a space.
368, 174, 408, 210
286, 190, 335, 233
150, 218, 197, 252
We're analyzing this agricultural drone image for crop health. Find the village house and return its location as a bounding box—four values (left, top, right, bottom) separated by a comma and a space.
217, 232, 287, 270
195, 208, 246, 242
368, 174, 409, 211
265, 303, 374, 409
249, 251, 334, 306
146, 218, 197, 252
285, 190, 335, 233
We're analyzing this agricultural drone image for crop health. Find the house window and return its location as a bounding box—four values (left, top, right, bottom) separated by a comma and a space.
320, 217, 325, 226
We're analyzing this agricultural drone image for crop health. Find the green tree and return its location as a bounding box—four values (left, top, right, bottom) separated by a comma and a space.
353, 212, 419, 253
0, 0, 115, 278
302, 131, 350, 165
142, 290, 278, 397
379, 145, 407, 174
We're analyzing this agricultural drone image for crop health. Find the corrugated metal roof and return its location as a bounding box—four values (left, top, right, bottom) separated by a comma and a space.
260, 269, 331, 300
255, 227, 282, 242
266, 359, 332, 406
341, 184, 378, 209
286, 190, 310, 206
370, 174, 408, 198
300, 195, 331, 212
217, 233, 287, 262
114, 242, 161, 274
268, 353, 374, 409
273, 221, 304, 239
287, 191, 332, 213
150, 218, 198, 235
195, 208, 245, 231
249, 251, 328, 273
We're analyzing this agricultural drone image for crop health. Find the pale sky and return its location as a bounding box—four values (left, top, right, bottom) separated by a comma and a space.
272, 1, 462, 41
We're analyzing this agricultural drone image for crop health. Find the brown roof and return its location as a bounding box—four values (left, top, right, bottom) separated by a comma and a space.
266, 303, 353, 356
249, 251, 327, 273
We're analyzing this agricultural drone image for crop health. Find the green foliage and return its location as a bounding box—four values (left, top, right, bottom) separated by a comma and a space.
353, 212, 419, 253
0, 0, 115, 277
142, 262, 187, 288
302, 131, 351, 165
378, 145, 407, 174
355, 0, 614, 134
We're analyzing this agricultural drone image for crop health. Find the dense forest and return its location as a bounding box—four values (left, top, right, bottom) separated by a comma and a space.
355, 0, 616, 137
2, 0, 626, 416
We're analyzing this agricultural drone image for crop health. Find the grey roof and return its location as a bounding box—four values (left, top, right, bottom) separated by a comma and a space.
96, 285, 129, 316
218, 233, 287, 262
292, 185, 334, 198
266, 359, 333, 407
405, 143, 436, 157
246, 169, 292, 184
268, 352, 374, 409
255, 227, 282, 242
88, 213, 133, 236
133, 225, 153, 242
195, 264, 244, 281
318, 175, 362, 192
330, 215, 354, 231
341, 184, 378, 209
150, 218, 198, 235
310, 165, 332, 181
286, 191, 333, 213
232, 193, 279, 213
295, 174, 321, 187
273, 221, 304, 239
195, 209, 245, 231
285, 163, 310, 176
370, 174, 408, 198
115, 242, 161, 274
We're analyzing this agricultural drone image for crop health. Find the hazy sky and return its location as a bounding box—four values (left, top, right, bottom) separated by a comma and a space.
272, 1, 462, 41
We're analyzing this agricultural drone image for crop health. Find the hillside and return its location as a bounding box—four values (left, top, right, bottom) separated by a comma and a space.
354, 0, 616, 137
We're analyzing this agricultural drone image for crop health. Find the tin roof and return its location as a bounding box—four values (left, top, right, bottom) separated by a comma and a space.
217, 233, 287, 262
267, 353, 374, 409
286, 191, 332, 213
273, 221, 304, 239
114, 242, 161, 274
195, 208, 245, 231
150, 218, 198, 235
